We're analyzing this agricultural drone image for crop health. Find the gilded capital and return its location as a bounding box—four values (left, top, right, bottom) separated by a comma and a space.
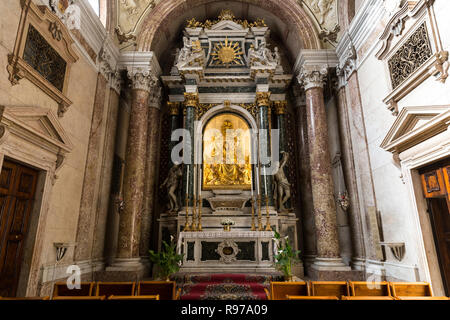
274, 101, 288, 115
297, 65, 328, 90
168, 102, 180, 115
184, 92, 199, 108
255, 91, 271, 107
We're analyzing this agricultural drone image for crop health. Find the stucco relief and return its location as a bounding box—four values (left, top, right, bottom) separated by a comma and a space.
117, 0, 158, 38
298, 0, 340, 46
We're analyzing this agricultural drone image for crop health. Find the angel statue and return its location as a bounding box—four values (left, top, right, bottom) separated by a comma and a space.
273, 151, 292, 212
160, 164, 183, 213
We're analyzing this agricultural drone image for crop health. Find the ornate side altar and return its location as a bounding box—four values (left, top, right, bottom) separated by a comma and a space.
158, 10, 302, 276
177, 231, 276, 273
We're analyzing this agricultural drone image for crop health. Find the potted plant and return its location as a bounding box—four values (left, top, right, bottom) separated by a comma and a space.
273, 230, 301, 281
149, 236, 184, 281
221, 218, 235, 231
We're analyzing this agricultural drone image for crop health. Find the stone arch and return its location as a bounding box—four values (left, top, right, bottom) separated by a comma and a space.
136, 0, 321, 61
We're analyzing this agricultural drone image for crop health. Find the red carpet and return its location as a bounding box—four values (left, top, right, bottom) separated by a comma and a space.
177, 274, 281, 300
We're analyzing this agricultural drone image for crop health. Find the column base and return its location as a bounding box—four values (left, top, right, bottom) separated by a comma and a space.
99, 258, 148, 282
311, 257, 352, 271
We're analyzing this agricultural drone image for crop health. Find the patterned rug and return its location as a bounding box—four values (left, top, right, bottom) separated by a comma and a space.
175, 273, 283, 300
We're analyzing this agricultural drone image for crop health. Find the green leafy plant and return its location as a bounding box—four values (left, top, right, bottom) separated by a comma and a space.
273, 230, 301, 280
149, 236, 184, 280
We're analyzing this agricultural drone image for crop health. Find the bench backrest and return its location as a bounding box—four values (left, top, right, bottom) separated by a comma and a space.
310, 281, 349, 298
95, 282, 135, 297
390, 282, 432, 297
350, 281, 391, 296
270, 282, 309, 300
137, 281, 176, 300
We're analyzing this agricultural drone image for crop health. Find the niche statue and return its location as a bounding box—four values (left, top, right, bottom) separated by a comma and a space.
160, 164, 183, 213
273, 152, 292, 212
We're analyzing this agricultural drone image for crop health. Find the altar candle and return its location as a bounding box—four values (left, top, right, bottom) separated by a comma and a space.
193, 164, 197, 198
250, 167, 254, 198
199, 166, 202, 197
186, 164, 189, 196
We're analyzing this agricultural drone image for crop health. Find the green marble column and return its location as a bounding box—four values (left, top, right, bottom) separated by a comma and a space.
168, 101, 180, 167
256, 91, 274, 206
275, 101, 288, 153
182, 93, 197, 206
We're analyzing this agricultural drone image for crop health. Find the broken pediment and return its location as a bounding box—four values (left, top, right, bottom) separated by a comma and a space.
0, 106, 73, 153
380, 105, 450, 153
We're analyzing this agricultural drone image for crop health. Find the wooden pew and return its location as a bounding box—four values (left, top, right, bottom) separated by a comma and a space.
287, 295, 339, 300
108, 295, 160, 300
389, 282, 433, 298
95, 282, 136, 298
395, 296, 449, 300
310, 281, 350, 299
52, 296, 106, 300
349, 281, 392, 297
0, 296, 50, 300
342, 296, 395, 300
269, 281, 310, 300
53, 282, 94, 297
137, 281, 176, 300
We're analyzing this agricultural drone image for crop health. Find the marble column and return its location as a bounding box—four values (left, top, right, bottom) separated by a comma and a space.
274, 101, 287, 154
114, 69, 156, 270
293, 87, 317, 267
297, 65, 349, 271
256, 91, 274, 206
140, 85, 162, 260
167, 102, 180, 166
183, 92, 197, 206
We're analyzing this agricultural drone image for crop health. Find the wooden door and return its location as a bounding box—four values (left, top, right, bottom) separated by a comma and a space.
0, 160, 39, 297
420, 163, 450, 296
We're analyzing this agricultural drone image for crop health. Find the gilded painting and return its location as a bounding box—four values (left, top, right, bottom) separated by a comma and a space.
203, 113, 252, 190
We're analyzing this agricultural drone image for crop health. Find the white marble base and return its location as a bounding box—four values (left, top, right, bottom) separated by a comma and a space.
311, 257, 352, 271
106, 258, 146, 272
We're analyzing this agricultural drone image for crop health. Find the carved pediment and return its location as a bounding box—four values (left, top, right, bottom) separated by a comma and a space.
210, 20, 246, 31
0, 106, 73, 153
380, 105, 450, 153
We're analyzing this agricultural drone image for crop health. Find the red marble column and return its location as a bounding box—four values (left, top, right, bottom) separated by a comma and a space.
298, 65, 349, 271
116, 72, 155, 262
140, 87, 162, 258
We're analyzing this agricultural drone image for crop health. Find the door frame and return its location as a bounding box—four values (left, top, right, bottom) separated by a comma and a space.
401, 149, 450, 297
0, 106, 73, 296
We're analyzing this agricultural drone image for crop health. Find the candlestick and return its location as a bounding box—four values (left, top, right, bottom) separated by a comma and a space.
257, 195, 263, 231
265, 195, 272, 231
191, 195, 197, 231
198, 196, 202, 231
184, 194, 190, 231
251, 197, 256, 231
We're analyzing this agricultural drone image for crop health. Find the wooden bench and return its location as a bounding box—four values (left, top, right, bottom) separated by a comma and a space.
53, 282, 94, 297
269, 281, 310, 300
137, 281, 176, 300
108, 295, 160, 300
310, 281, 349, 299
342, 296, 395, 300
52, 296, 106, 300
0, 296, 50, 300
95, 282, 136, 297
349, 281, 392, 297
287, 295, 339, 300
389, 282, 432, 297
395, 296, 449, 300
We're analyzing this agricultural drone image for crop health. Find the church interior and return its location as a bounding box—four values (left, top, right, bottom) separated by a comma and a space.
0, 0, 449, 301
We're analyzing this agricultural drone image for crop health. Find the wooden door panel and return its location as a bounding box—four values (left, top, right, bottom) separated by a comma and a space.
443, 165, 450, 202
421, 169, 446, 198
0, 160, 38, 297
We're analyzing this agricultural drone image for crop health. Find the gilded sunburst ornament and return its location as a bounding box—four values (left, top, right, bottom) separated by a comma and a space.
211, 38, 244, 67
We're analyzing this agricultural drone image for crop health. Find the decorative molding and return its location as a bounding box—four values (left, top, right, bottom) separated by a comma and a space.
215, 240, 241, 264
255, 92, 271, 107
7, 2, 79, 118
380, 105, 450, 153
297, 65, 328, 90
127, 68, 157, 92
336, 44, 357, 87
294, 49, 338, 74
184, 92, 199, 108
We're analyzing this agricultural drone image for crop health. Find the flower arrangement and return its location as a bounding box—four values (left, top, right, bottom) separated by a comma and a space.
220, 218, 236, 226
149, 235, 183, 281
221, 218, 235, 231
273, 230, 301, 281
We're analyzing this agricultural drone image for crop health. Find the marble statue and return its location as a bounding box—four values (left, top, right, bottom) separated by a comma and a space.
161, 164, 183, 213
273, 152, 292, 212
248, 39, 279, 68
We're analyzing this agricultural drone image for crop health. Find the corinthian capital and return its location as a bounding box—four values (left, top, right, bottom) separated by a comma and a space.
127, 67, 158, 92
255, 91, 271, 107
297, 65, 328, 90
184, 92, 199, 108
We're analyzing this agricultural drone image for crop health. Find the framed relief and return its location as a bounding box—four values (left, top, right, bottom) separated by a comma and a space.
7, 1, 79, 117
